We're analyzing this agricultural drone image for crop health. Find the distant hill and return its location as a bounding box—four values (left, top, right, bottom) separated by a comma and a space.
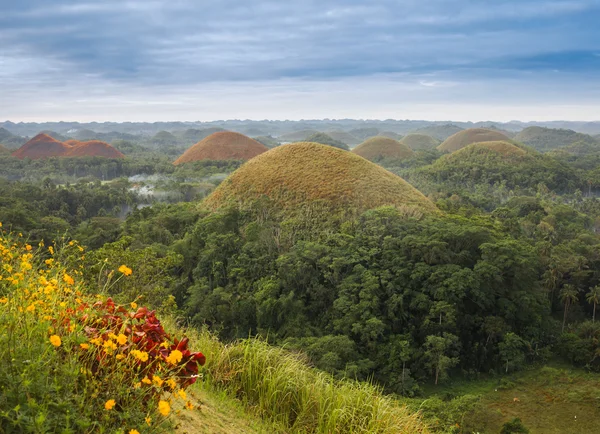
378, 131, 403, 141
348, 127, 380, 140
0, 144, 9, 154
410, 124, 464, 141
453, 141, 527, 157
12, 133, 71, 159
324, 130, 362, 146
304, 132, 349, 150
64, 140, 125, 158
252, 135, 281, 148
352, 137, 414, 161
0, 128, 26, 149
150, 130, 179, 145
39, 130, 69, 142
205, 142, 437, 216
438, 128, 511, 153
177, 128, 226, 144
174, 132, 268, 165
278, 129, 319, 142
514, 126, 598, 152
399, 133, 440, 150
72, 130, 139, 142
63, 139, 81, 147
549, 140, 600, 157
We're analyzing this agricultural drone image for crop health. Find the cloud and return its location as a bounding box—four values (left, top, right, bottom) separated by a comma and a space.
0, 0, 599, 120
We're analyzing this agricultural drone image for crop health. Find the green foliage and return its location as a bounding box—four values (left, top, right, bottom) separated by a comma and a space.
501, 417, 530, 434
304, 132, 350, 150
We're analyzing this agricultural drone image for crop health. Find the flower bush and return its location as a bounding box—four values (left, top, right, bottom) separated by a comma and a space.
0, 225, 205, 432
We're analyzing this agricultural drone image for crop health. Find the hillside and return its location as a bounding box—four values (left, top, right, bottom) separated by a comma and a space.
378, 131, 403, 140
204, 142, 436, 215
400, 133, 440, 150
455, 140, 527, 157
0, 144, 9, 154
438, 128, 511, 152
0, 127, 26, 148
174, 132, 268, 165
177, 128, 227, 144
514, 126, 598, 151
352, 136, 414, 161
324, 130, 361, 146
277, 129, 319, 142
11, 133, 71, 159
65, 140, 125, 158
63, 139, 81, 146
304, 132, 349, 150
410, 124, 463, 141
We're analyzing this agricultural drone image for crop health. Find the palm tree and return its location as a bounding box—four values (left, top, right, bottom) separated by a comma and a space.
586, 286, 600, 323
560, 284, 579, 333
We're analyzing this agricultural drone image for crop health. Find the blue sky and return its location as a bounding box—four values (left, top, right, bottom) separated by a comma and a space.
1, 0, 599, 122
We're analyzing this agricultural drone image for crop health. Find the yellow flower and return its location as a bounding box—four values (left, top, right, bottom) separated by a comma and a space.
116, 354, 125, 360
80, 343, 90, 350
103, 340, 117, 354
129, 430, 140, 434
48, 246, 54, 255
117, 334, 127, 345
49, 335, 61, 347
166, 349, 183, 365
166, 378, 177, 389
131, 350, 149, 362
0, 222, 2, 227
185, 401, 194, 410
104, 399, 116, 410
142, 377, 152, 385
63, 273, 74, 286
145, 416, 152, 426
118, 265, 132, 276
177, 389, 187, 400
152, 375, 164, 387
90, 337, 103, 346
0, 297, 8, 304
26, 303, 35, 312
130, 301, 137, 309
25, 244, 32, 251
133, 382, 141, 389
158, 400, 170, 416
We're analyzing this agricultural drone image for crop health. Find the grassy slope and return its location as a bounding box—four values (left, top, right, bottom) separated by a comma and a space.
205, 142, 437, 215
399, 134, 440, 150
419, 365, 600, 434
438, 129, 511, 153
174, 132, 268, 165
353, 137, 414, 160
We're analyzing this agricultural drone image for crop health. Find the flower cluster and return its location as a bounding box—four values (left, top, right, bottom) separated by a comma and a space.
0, 224, 205, 432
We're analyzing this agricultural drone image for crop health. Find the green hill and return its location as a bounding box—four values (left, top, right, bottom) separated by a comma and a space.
204, 142, 437, 216
400, 133, 440, 150
278, 129, 319, 142
324, 130, 361, 146
438, 128, 511, 152
352, 136, 414, 161
514, 126, 598, 152
304, 132, 349, 150
410, 124, 463, 141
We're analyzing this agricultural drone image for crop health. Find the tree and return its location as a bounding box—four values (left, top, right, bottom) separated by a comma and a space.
586, 286, 600, 323
423, 334, 459, 385
559, 284, 579, 333
501, 417, 530, 434
498, 332, 526, 373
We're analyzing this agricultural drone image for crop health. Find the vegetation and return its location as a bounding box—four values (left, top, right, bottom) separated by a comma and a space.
514, 126, 598, 152
352, 136, 414, 161
204, 142, 438, 216
173, 132, 268, 165
438, 129, 512, 153
304, 132, 350, 150
400, 133, 440, 150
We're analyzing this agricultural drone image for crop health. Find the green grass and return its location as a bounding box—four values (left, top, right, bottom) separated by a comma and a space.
353, 136, 414, 160
438, 129, 512, 153
414, 364, 600, 433
399, 134, 440, 151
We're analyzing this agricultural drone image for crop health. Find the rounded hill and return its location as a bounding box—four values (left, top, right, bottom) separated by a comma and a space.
399, 133, 440, 150
514, 126, 597, 151
0, 144, 9, 154
204, 142, 437, 215
352, 137, 414, 161
65, 140, 125, 158
11, 133, 71, 159
174, 132, 268, 165
454, 141, 527, 157
63, 139, 81, 147
438, 128, 511, 153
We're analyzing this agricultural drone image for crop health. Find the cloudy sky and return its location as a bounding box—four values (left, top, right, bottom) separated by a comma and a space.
1, 0, 599, 122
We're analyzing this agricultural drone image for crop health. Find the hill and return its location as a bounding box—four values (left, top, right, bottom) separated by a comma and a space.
0, 127, 26, 149
65, 140, 125, 158
324, 130, 361, 146
410, 124, 463, 141
11, 133, 71, 159
174, 132, 268, 165
352, 136, 414, 161
0, 144, 9, 154
278, 129, 319, 142
378, 131, 403, 140
438, 128, 511, 152
205, 142, 436, 215
177, 128, 227, 144
63, 139, 81, 147
514, 126, 598, 151
456, 140, 527, 157
349, 127, 380, 140
304, 132, 349, 150
151, 130, 179, 145
399, 133, 440, 150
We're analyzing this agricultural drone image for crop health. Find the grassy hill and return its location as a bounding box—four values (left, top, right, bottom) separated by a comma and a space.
174, 132, 268, 165
400, 133, 440, 150
65, 140, 125, 158
204, 142, 437, 216
277, 129, 319, 142
352, 136, 414, 161
410, 124, 463, 141
438, 129, 512, 153
325, 130, 362, 146
514, 126, 598, 152
305, 132, 349, 150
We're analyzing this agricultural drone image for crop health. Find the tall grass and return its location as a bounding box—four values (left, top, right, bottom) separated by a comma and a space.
172, 323, 429, 434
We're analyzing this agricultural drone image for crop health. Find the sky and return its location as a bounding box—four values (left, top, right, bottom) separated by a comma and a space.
1, 0, 600, 122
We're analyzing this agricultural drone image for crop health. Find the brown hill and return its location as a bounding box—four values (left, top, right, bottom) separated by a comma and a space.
438, 128, 511, 153
454, 141, 527, 157
399, 134, 440, 150
174, 132, 268, 165
65, 140, 125, 158
204, 142, 437, 215
63, 139, 81, 147
11, 133, 71, 159
352, 137, 414, 161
